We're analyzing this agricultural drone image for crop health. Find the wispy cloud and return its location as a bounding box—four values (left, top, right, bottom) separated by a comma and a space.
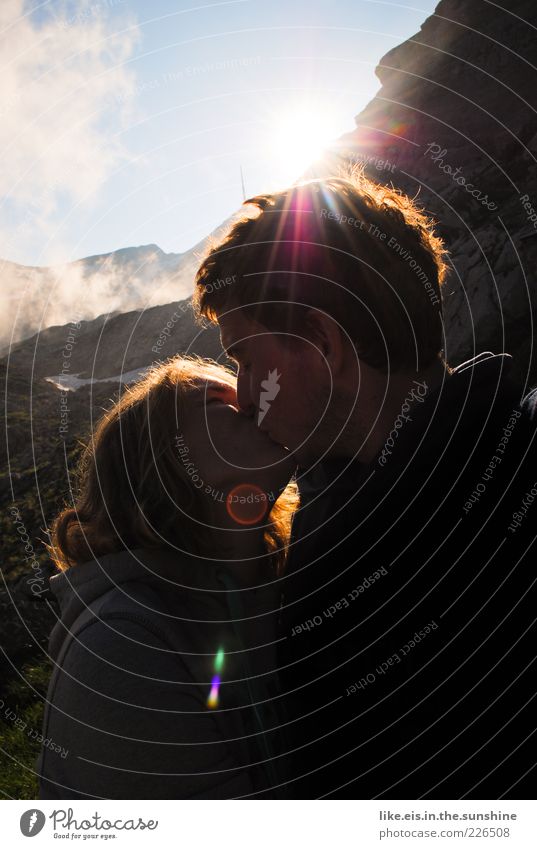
0, 0, 140, 259
0, 244, 204, 351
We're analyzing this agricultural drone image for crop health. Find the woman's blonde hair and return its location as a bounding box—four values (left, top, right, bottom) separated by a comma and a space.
49, 356, 298, 573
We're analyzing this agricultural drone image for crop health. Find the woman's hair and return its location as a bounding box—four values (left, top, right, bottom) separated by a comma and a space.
49, 356, 298, 573
194, 163, 449, 372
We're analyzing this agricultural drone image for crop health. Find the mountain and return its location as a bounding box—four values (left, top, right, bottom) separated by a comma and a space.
0, 239, 208, 352
8, 2, 536, 388
5, 298, 221, 382
312, 0, 537, 388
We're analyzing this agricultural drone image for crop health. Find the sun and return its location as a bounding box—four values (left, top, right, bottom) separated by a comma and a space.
267, 103, 349, 186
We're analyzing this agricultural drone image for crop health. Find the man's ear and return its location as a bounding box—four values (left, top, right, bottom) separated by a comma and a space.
304, 309, 347, 374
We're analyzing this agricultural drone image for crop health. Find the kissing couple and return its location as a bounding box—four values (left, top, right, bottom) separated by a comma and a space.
39, 166, 537, 800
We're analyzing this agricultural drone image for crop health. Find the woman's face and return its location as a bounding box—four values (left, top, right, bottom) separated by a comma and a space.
177, 376, 295, 522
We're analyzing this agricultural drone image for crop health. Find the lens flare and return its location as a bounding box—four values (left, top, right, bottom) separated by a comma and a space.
214, 647, 225, 674
226, 483, 268, 525
207, 675, 220, 709
206, 647, 225, 709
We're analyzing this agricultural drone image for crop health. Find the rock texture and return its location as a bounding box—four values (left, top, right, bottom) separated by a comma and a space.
5, 297, 221, 382
314, 0, 537, 389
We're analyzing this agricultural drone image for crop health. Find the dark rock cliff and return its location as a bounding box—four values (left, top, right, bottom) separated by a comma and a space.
316, 0, 537, 388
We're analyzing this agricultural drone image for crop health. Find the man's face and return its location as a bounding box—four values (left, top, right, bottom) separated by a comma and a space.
218, 309, 332, 465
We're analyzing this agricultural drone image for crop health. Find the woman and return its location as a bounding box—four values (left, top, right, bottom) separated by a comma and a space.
38, 356, 297, 799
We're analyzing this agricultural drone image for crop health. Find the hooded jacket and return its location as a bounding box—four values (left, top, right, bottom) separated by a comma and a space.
38, 547, 284, 799
278, 353, 537, 799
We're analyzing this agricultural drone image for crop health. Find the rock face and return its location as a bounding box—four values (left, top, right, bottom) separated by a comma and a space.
316, 0, 537, 388
5, 298, 221, 382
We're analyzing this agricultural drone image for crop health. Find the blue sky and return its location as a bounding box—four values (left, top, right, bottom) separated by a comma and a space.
2, 0, 438, 265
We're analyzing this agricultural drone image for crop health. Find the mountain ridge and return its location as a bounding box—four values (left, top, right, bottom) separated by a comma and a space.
4, 296, 221, 381
0, 227, 228, 352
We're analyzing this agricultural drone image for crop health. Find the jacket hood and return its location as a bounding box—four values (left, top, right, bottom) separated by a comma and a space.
294, 352, 520, 509
49, 547, 218, 630
48, 547, 280, 664
310, 352, 513, 463
394, 351, 517, 445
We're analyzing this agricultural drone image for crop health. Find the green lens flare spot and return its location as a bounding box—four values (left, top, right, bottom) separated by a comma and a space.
214, 647, 225, 674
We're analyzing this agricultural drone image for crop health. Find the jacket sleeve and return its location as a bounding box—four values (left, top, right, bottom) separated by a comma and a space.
38, 616, 255, 800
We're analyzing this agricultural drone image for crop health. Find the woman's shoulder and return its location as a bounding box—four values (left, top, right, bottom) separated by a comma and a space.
41, 610, 255, 800
49, 546, 229, 645
60, 613, 196, 698
41, 549, 273, 799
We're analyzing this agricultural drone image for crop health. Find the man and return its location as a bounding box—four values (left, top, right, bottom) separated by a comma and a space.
194, 167, 537, 799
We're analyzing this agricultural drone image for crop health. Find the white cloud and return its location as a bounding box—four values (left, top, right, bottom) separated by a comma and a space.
0, 0, 140, 258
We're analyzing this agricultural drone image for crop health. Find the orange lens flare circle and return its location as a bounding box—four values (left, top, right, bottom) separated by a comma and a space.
226, 484, 268, 525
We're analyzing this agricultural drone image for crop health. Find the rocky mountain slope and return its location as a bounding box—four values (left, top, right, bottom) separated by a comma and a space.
5, 297, 221, 382
314, 0, 537, 389
0, 239, 210, 352
5, 3, 536, 390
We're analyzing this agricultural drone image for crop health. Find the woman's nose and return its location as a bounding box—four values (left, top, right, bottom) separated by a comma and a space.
236, 371, 256, 417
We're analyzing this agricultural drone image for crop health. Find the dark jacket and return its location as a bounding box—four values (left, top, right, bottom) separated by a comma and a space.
279, 353, 537, 799
38, 547, 284, 799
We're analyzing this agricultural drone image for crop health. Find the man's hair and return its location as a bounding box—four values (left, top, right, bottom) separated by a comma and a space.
194, 165, 449, 371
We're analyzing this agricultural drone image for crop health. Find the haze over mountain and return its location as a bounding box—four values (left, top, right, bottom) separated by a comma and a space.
0, 234, 222, 353
6, 297, 221, 383
3, 0, 536, 392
